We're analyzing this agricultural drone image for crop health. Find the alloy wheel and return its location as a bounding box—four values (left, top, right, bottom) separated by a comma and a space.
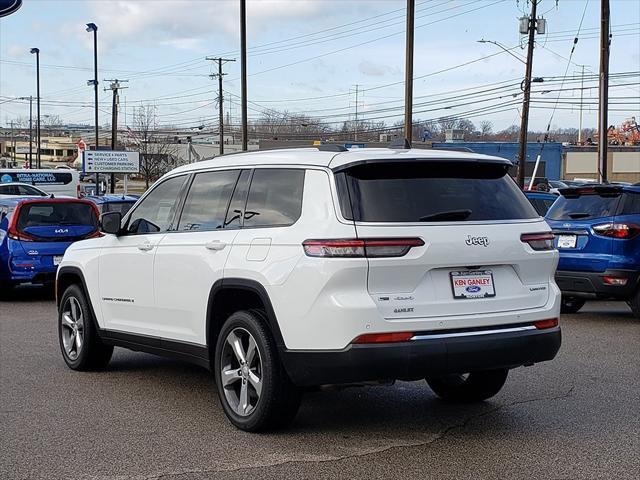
61, 297, 84, 360
220, 328, 263, 417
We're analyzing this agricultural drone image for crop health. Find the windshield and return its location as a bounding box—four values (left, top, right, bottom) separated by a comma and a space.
335, 161, 538, 222
17, 202, 98, 228
546, 194, 621, 220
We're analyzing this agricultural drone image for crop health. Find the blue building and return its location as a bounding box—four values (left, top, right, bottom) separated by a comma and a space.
432, 142, 563, 180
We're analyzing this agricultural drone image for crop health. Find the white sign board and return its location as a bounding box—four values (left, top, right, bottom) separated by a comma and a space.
83, 150, 140, 173
16, 146, 30, 154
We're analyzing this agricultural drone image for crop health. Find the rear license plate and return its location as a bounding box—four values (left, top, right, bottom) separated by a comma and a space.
53, 256, 63, 266
451, 270, 496, 299
557, 234, 577, 249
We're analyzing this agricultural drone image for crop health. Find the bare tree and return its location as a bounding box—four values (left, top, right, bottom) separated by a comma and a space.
130, 105, 178, 189
479, 120, 493, 137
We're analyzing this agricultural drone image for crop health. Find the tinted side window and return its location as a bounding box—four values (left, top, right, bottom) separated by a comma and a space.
244, 169, 305, 228
224, 170, 251, 229
178, 170, 240, 231
127, 175, 187, 234
620, 192, 640, 215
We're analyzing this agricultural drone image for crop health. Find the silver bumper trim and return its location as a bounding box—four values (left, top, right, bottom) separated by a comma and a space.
410, 325, 537, 341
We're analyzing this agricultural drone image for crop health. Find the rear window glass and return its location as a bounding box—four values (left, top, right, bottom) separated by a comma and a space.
17, 202, 97, 228
547, 194, 621, 220
336, 161, 537, 222
244, 169, 305, 228
619, 192, 640, 215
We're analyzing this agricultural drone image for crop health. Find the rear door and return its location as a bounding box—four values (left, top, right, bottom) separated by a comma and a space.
546, 187, 622, 272
153, 169, 245, 344
335, 160, 555, 321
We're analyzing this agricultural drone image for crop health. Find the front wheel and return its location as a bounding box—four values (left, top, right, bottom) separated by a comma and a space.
214, 310, 300, 432
628, 288, 640, 319
426, 369, 509, 403
560, 296, 586, 314
58, 284, 113, 370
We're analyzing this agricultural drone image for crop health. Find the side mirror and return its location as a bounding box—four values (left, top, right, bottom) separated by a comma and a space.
100, 211, 122, 235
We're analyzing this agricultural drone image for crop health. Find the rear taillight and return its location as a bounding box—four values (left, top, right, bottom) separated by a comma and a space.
303, 238, 424, 258
592, 223, 640, 239
7, 226, 36, 242
352, 332, 414, 344
520, 232, 555, 251
534, 318, 558, 329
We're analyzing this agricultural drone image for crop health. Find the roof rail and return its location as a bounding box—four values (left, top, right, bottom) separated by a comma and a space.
317, 144, 348, 152
432, 146, 475, 153
389, 138, 411, 149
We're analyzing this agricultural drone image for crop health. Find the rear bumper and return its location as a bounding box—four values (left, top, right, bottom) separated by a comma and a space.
281, 325, 561, 386
555, 269, 640, 299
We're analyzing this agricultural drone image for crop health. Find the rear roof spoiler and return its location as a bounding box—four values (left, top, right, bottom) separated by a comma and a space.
559, 185, 623, 197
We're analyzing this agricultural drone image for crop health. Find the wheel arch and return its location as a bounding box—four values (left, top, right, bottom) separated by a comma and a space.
56, 266, 103, 332
206, 278, 286, 360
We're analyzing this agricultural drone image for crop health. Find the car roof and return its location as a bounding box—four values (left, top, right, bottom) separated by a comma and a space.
168, 147, 511, 176
83, 194, 138, 204
559, 183, 640, 195
0, 182, 46, 189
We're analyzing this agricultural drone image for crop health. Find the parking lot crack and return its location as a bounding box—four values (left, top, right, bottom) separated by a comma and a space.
118, 385, 576, 480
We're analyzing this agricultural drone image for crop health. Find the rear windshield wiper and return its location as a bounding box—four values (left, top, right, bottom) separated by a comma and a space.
419, 209, 472, 222
567, 212, 591, 219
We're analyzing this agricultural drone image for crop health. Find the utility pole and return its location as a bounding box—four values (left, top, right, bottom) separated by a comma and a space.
105, 79, 128, 193
10, 121, 14, 164
404, 0, 415, 145
240, 0, 248, 151
516, 0, 539, 189
18, 96, 33, 166
351, 84, 361, 142
30, 48, 41, 168
578, 65, 585, 144
206, 57, 235, 156
597, 0, 610, 183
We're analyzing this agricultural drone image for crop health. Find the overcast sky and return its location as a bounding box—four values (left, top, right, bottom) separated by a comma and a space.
0, 0, 638, 133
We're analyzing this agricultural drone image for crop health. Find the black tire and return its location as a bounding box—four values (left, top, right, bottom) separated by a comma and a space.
0, 281, 14, 300
58, 284, 113, 371
214, 309, 300, 432
560, 296, 586, 314
628, 288, 640, 319
426, 369, 509, 403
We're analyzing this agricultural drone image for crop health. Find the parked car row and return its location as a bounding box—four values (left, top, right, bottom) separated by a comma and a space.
0, 192, 138, 294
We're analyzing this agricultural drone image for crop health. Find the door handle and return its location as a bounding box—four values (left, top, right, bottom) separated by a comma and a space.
137, 241, 154, 251
205, 240, 227, 251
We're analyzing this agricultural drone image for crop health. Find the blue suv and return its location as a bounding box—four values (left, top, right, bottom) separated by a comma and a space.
545, 184, 640, 316
0, 197, 100, 294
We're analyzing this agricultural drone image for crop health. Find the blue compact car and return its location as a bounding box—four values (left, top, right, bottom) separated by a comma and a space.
82, 194, 138, 216
0, 197, 100, 293
545, 184, 640, 316
525, 191, 558, 216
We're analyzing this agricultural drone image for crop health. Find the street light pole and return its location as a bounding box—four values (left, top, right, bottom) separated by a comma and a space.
18, 96, 33, 167
240, 0, 248, 151
30, 48, 40, 168
86, 23, 99, 193
597, 0, 610, 183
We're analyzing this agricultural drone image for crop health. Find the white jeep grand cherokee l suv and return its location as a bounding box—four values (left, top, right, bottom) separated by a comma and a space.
56, 145, 561, 431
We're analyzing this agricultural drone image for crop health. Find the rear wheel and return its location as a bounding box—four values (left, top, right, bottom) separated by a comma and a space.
628, 288, 640, 319
58, 284, 113, 370
560, 296, 586, 314
426, 369, 509, 402
0, 281, 14, 300
214, 310, 300, 432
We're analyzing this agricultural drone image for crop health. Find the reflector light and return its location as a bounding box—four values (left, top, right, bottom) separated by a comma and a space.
352, 332, 414, 344
534, 318, 558, 329
602, 276, 628, 286
592, 223, 640, 239
520, 232, 555, 251
303, 238, 424, 258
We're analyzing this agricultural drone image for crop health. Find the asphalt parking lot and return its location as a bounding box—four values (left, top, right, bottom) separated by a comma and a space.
1, 289, 639, 480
